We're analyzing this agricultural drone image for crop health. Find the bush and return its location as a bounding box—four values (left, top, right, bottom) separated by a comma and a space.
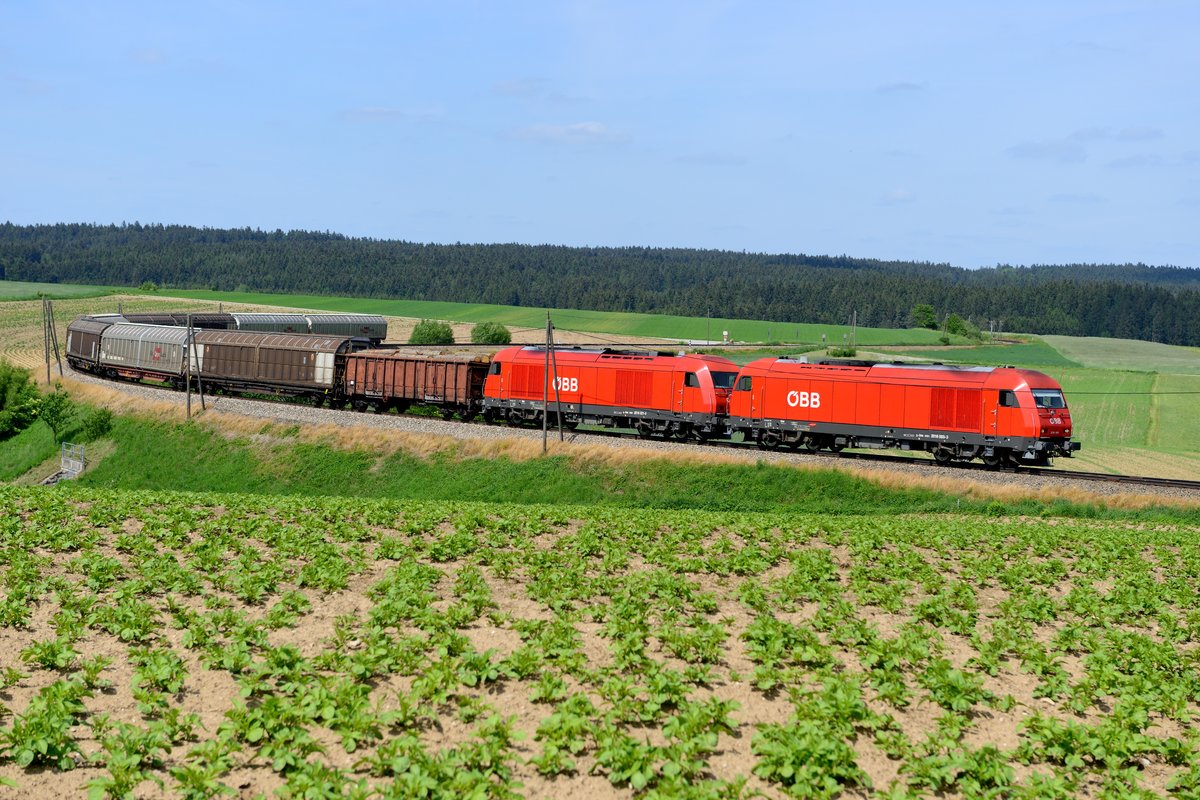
409, 320, 455, 345
470, 322, 512, 345
0, 360, 40, 440
80, 408, 114, 441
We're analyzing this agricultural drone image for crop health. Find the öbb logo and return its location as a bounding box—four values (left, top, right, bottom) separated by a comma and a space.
553, 377, 578, 393
786, 390, 821, 409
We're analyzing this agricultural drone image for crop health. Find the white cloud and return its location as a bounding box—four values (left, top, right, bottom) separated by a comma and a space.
876, 81, 923, 94
1006, 140, 1087, 164
511, 121, 626, 144
879, 189, 915, 205
674, 152, 746, 167
1048, 193, 1106, 205
339, 106, 444, 123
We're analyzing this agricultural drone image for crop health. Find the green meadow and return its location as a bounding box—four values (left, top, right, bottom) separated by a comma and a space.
0, 279, 115, 300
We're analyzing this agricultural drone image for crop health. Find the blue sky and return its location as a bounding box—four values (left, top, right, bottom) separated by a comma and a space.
3, 1, 1197, 269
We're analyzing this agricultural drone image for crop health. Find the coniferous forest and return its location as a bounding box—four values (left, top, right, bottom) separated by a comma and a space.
2, 222, 1198, 346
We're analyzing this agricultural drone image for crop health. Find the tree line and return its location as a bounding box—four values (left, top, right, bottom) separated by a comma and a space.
2, 222, 1198, 346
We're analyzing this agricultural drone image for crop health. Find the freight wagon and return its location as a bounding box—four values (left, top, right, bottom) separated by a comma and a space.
100, 312, 389, 343
342, 350, 491, 418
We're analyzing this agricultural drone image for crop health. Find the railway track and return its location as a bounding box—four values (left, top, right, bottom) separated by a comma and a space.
64, 366, 1200, 497
581, 428, 1200, 493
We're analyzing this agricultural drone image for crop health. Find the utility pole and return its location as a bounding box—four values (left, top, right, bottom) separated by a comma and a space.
42, 298, 51, 384
48, 300, 63, 377
542, 312, 566, 454
186, 314, 193, 420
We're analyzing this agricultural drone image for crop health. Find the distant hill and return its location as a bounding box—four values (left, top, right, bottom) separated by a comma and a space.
2, 222, 1198, 346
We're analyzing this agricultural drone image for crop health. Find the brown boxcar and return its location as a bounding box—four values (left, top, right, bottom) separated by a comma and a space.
342, 350, 490, 417
65, 317, 119, 371
193, 330, 368, 398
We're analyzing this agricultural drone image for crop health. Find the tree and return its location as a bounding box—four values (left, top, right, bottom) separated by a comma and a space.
39, 384, 75, 443
409, 319, 454, 345
0, 360, 40, 439
470, 321, 511, 345
909, 303, 938, 330
944, 313, 983, 341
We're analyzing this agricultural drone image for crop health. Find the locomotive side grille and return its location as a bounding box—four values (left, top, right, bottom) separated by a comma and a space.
931, 387, 955, 428
512, 364, 546, 397
955, 389, 981, 430
615, 370, 653, 406
931, 387, 982, 430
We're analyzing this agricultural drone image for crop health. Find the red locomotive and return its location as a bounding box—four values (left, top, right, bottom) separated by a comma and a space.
482, 346, 739, 440
727, 357, 1079, 466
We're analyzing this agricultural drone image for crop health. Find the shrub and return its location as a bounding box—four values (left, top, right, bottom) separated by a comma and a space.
409, 320, 455, 345
80, 407, 114, 441
470, 322, 512, 345
0, 360, 40, 439
39, 384, 75, 443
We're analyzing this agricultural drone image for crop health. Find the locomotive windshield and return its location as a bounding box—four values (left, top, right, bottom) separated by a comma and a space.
1032, 389, 1066, 409
711, 371, 738, 389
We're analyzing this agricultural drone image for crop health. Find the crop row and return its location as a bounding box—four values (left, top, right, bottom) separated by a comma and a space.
1, 486, 1199, 798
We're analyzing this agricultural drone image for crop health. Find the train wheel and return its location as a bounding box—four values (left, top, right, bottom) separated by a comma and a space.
982, 451, 1004, 468
635, 421, 653, 439
933, 447, 954, 465
441, 409, 456, 421
352, 400, 369, 413
829, 441, 845, 453
310, 394, 326, 408
507, 410, 524, 427
801, 436, 820, 452
758, 431, 782, 450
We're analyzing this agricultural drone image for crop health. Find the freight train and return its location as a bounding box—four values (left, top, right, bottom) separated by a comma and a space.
66, 316, 1080, 466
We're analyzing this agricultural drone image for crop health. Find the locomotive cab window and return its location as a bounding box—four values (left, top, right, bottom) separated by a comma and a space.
489, 362, 502, 375
683, 372, 700, 388
998, 390, 1018, 408
736, 376, 752, 391
711, 371, 737, 389
1032, 389, 1065, 409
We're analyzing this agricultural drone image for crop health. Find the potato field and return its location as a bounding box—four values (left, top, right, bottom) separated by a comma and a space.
1, 486, 1199, 799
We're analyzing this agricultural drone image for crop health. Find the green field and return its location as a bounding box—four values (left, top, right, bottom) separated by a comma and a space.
1043, 335, 1200, 374
883, 339, 1082, 369
1, 485, 1198, 798
0, 280, 115, 301
163, 288, 960, 346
